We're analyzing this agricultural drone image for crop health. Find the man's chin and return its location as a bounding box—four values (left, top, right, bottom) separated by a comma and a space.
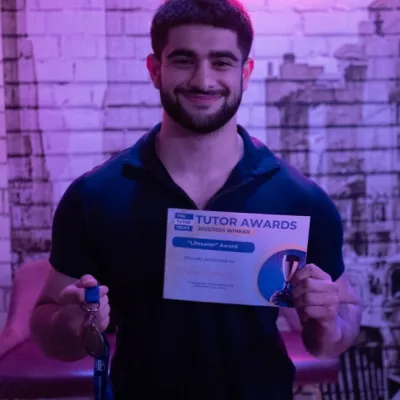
178, 118, 226, 135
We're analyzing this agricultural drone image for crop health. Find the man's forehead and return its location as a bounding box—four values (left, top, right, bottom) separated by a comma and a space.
165, 24, 240, 54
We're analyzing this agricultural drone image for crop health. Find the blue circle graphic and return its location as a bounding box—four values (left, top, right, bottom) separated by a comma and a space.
257, 249, 306, 305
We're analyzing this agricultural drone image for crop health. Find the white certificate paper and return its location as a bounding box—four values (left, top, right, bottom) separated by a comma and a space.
163, 209, 311, 308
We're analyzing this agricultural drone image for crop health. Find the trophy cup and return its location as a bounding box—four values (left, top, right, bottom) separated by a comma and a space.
270, 253, 301, 307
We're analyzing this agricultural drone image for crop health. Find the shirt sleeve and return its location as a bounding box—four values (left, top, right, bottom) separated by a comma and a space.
49, 175, 101, 281
306, 183, 345, 282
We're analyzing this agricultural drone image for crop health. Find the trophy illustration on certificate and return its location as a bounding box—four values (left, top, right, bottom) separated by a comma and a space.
270, 253, 302, 307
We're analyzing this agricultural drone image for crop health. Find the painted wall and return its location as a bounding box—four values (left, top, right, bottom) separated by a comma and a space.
0, 0, 399, 398
0, 2, 12, 329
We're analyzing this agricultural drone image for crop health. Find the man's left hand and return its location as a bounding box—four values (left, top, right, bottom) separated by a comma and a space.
291, 264, 340, 331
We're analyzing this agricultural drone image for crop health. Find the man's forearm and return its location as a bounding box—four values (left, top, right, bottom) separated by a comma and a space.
302, 303, 361, 359
31, 303, 87, 361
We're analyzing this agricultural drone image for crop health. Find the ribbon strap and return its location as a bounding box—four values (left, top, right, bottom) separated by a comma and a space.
84, 286, 113, 400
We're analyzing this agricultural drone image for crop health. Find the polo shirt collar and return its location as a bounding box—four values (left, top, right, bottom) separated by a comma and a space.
122, 123, 280, 182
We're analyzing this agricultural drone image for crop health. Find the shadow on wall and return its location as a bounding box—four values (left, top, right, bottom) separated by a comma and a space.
1, 1, 53, 273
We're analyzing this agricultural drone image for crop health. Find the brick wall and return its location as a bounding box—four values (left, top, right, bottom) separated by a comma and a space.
0, 0, 399, 398
3, 0, 109, 272
0, 3, 12, 329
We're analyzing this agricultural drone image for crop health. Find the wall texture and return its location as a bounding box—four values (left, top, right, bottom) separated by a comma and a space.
0, 0, 399, 398
0, 2, 12, 330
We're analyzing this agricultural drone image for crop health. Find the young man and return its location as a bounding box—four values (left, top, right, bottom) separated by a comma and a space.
30, 0, 361, 399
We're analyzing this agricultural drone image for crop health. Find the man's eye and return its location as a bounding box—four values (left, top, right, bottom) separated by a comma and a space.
214, 61, 232, 68
173, 59, 193, 65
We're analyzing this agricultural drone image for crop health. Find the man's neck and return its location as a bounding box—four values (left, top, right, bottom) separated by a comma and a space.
156, 114, 244, 178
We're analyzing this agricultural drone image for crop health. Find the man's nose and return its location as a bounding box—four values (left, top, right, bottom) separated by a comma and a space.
189, 62, 215, 90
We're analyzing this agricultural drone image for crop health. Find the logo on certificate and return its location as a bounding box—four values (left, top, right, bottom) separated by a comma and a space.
174, 212, 194, 232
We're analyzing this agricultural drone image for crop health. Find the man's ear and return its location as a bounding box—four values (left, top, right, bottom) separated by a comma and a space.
147, 54, 161, 90
242, 57, 254, 92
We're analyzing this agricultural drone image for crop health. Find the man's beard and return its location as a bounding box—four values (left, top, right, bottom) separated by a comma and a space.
159, 83, 243, 134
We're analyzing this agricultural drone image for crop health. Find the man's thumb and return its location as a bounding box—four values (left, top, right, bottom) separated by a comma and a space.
76, 274, 98, 288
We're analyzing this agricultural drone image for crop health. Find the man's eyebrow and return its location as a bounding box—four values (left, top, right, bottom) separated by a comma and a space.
166, 48, 196, 59
209, 51, 239, 62
166, 49, 239, 62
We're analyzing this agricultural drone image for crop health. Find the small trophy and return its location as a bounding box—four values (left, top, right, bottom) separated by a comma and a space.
270, 253, 301, 307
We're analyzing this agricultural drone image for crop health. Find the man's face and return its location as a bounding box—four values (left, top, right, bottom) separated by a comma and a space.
147, 25, 254, 134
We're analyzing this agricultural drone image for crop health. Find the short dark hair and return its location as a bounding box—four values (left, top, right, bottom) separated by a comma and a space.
150, 0, 254, 62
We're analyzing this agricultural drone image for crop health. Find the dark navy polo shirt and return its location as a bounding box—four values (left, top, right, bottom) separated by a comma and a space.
49, 123, 345, 400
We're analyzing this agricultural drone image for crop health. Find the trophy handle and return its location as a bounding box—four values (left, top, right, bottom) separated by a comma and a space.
281, 254, 289, 280
286, 261, 299, 282
282, 254, 301, 285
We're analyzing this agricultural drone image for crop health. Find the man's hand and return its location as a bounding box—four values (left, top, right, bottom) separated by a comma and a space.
291, 264, 341, 340
31, 269, 112, 361
290, 265, 361, 358
57, 274, 110, 335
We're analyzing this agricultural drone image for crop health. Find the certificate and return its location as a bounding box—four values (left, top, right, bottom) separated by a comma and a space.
163, 208, 310, 308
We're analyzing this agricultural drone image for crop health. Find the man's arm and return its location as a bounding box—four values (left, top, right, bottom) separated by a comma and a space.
30, 175, 104, 361
30, 269, 88, 361
301, 271, 361, 359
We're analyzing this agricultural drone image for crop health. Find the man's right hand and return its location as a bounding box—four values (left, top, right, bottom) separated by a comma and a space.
57, 274, 110, 334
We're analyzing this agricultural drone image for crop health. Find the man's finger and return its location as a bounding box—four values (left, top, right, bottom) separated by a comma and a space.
300, 305, 338, 321
294, 293, 338, 308
59, 286, 85, 305
291, 264, 331, 285
99, 285, 109, 298
99, 303, 111, 315
99, 291, 109, 307
292, 278, 333, 299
